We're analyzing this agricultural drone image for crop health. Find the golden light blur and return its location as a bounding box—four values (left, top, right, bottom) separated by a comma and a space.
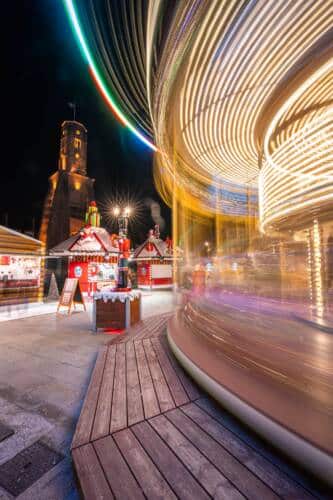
147, 0, 333, 320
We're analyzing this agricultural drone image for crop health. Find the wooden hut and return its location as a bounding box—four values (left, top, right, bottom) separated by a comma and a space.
50, 225, 119, 296
133, 228, 174, 289
0, 225, 44, 305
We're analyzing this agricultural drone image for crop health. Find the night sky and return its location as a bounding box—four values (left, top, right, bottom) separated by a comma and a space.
2, 1, 170, 245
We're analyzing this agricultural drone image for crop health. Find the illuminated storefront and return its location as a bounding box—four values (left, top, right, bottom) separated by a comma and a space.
0, 225, 44, 305
50, 202, 119, 295
133, 227, 174, 289
50, 225, 119, 296
0, 255, 40, 289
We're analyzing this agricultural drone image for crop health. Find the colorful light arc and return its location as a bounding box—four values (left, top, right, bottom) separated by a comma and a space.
62, 0, 157, 153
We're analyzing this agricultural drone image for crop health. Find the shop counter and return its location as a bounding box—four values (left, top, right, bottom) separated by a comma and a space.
92, 290, 141, 332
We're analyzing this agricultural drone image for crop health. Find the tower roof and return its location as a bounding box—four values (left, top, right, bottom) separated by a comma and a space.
61, 120, 87, 133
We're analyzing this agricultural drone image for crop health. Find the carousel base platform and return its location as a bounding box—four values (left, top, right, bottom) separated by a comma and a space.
293, 311, 333, 333
71, 313, 329, 498
167, 306, 333, 487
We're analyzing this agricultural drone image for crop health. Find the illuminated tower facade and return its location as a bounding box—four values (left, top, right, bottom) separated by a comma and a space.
39, 120, 95, 250
59, 120, 87, 175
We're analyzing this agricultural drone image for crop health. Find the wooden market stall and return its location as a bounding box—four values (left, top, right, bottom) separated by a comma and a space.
0, 225, 44, 305
133, 227, 174, 289
50, 225, 119, 297
49, 201, 119, 297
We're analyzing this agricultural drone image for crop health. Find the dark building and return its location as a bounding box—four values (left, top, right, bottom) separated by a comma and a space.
39, 120, 95, 250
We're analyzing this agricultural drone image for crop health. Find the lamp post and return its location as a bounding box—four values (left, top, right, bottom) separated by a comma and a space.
113, 206, 131, 238
113, 206, 132, 289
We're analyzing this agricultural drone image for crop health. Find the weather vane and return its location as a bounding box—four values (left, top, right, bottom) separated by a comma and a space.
68, 101, 77, 121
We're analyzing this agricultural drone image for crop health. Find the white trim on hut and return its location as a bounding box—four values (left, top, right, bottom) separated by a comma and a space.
133, 228, 174, 290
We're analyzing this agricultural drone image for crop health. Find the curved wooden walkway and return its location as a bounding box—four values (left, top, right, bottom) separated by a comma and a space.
71, 313, 328, 499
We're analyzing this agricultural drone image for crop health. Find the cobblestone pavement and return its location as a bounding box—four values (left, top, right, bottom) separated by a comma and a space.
0, 291, 175, 499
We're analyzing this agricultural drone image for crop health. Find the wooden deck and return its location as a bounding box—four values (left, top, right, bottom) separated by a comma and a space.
71, 313, 327, 499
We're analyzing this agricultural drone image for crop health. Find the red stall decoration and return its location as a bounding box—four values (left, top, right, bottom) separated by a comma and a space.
50, 202, 119, 296
133, 225, 174, 290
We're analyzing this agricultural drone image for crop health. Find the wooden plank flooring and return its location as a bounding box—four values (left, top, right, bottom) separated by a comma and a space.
72, 313, 329, 499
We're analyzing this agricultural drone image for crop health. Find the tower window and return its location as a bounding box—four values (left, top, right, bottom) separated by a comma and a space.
76, 130, 81, 135
74, 138, 82, 149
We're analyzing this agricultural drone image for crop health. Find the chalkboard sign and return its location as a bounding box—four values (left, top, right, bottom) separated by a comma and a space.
57, 278, 85, 314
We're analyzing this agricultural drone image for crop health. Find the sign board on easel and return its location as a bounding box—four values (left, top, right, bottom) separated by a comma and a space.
57, 278, 86, 314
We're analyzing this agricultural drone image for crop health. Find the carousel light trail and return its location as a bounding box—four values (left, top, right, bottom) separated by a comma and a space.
260, 59, 333, 232
63, 0, 333, 216
62, 0, 157, 153
145, 0, 333, 216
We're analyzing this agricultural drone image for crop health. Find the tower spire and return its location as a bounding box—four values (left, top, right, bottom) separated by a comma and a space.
68, 102, 77, 121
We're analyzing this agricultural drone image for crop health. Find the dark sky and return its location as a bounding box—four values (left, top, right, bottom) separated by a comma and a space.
2, 1, 170, 244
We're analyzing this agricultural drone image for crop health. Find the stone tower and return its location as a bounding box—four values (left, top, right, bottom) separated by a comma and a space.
59, 120, 87, 175
39, 120, 95, 250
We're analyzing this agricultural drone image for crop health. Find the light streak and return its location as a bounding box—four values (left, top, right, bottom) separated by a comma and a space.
260, 63, 333, 231
312, 220, 324, 318
64, 0, 333, 223
151, 0, 333, 216
62, 0, 157, 152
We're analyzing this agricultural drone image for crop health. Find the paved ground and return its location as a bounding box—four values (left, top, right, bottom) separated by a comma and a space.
0, 291, 175, 499
0, 302, 58, 323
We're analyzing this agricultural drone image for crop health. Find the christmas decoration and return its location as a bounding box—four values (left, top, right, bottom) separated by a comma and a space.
46, 272, 60, 301
85, 201, 101, 227
133, 229, 174, 289
50, 202, 119, 295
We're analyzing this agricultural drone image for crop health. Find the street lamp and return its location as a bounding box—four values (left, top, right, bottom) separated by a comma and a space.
112, 206, 132, 237
112, 205, 133, 290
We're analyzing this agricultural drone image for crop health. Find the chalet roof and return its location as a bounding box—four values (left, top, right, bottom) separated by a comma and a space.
133, 237, 171, 259
0, 225, 43, 256
49, 226, 119, 255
